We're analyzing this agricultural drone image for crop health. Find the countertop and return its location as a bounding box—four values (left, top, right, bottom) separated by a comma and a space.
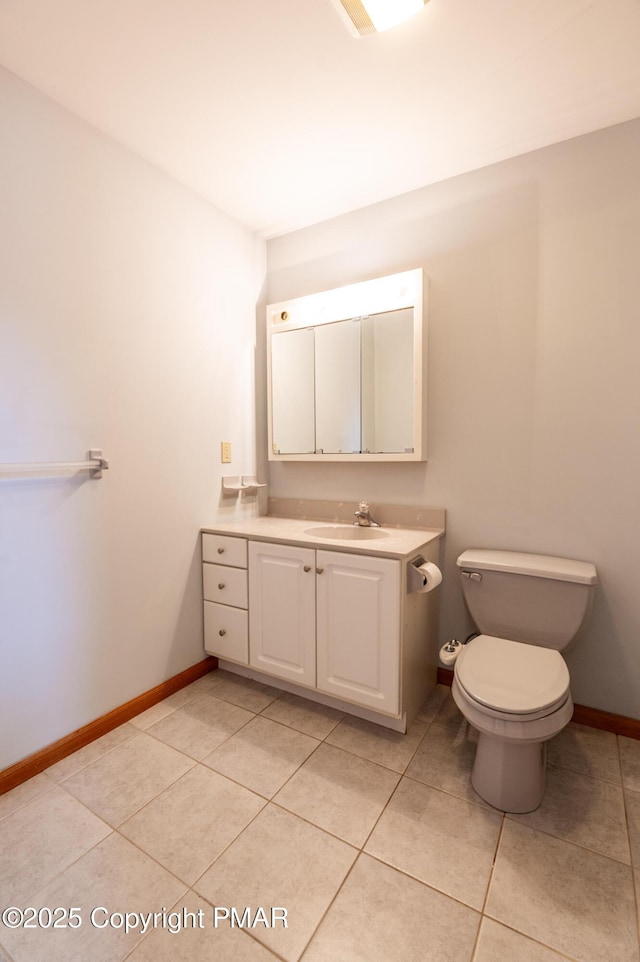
201, 516, 444, 560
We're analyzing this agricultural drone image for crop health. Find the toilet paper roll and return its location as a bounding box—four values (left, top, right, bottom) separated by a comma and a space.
412, 560, 442, 593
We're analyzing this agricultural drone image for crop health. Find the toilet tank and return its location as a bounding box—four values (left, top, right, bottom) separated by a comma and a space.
457, 549, 598, 650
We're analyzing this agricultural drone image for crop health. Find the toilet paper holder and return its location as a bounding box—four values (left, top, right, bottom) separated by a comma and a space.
407, 556, 442, 594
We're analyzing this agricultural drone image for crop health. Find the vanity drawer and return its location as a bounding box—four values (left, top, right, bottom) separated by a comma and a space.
203, 563, 248, 609
202, 533, 247, 568
204, 601, 248, 664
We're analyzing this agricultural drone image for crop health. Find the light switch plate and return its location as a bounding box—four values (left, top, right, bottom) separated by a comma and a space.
221, 441, 232, 463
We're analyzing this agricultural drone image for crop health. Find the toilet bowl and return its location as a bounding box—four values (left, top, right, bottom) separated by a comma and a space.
452, 635, 574, 812
454, 550, 598, 813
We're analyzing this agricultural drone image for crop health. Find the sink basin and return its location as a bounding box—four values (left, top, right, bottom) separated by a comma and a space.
304, 524, 389, 541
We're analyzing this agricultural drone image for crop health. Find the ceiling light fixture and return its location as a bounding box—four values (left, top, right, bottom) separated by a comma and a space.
331, 0, 428, 37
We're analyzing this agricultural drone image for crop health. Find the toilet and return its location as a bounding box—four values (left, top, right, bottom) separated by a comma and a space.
452, 549, 598, 813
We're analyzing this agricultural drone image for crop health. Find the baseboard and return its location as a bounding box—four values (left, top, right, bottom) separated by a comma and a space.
0, 656, 218, 797
436, 667, 640, 740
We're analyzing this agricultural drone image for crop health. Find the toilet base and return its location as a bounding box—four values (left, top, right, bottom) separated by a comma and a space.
472, 733, 546, 813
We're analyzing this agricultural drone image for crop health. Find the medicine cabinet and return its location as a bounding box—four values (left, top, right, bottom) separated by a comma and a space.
266, 268, 427, 462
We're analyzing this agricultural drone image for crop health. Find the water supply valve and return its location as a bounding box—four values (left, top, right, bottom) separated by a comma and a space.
440, 639, 462, 666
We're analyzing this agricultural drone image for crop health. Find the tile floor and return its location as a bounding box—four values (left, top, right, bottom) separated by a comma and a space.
1, 670, 640, 962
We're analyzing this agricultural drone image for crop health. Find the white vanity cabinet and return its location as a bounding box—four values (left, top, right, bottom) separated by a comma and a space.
201, 516, 443, 731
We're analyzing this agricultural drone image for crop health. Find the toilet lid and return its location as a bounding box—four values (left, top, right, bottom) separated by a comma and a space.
455, 635, 570, 714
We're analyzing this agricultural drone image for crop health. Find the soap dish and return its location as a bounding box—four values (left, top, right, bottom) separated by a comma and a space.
221, 475, 267, 496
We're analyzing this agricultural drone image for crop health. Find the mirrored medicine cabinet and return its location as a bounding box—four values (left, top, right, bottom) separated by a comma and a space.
266, 268, 427, 462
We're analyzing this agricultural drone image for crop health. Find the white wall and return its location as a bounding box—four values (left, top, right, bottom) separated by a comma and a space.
0, 67, 265, 770
266, 119, 640, 720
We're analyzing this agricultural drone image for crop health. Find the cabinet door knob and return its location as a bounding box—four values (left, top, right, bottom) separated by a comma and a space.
316, 567, 324, 574
303, 565, 311, 572
218, 583, 226, 590
217, 547, 224, 554
218, 629, 226, 636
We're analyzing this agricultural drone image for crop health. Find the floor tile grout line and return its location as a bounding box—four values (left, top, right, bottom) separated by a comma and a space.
7, 823, 117, 910
68, 751, 200, 831
257, 702, 345, 742
467, 912, 484, 961
502, 811, 634, 868
546, 759, 624, 788
140, 699, 261, 762
203, 672, 285, 714
52, 725, 196, 788
478, 812, 505, 920
196, 764, 277, 804
177, 713, 326, 803
0, 774, 59, 823
128, 681, 209, 728
493, 813, 635, 875
233, 710, 324, 745
139, 676, 320, 756
270, 723, 410, 852
264, 737, 327, 805
361, 849, 486, 917
477, 916, 583, 962
400, 770, 499, 814
195, 715, 323, 800
316, 738, 407, 776
111, 754, 269, 836
44, 723, 140, 785
319, 715, 431, 778
295, 849, 363, 962
111, 822, 200, 894
357, 767, 405, 854
235, 924, 289, 962
188, 796, 273, 894
267, 796, 366, 852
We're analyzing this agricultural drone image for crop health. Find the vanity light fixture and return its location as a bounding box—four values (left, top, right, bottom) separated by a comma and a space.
331, 0, 429, 36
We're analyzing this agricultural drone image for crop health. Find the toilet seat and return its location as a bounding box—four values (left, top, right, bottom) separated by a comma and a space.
455, 634, 570, 720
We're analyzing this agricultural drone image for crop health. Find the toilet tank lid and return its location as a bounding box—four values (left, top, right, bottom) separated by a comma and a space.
457, 549, 598, 585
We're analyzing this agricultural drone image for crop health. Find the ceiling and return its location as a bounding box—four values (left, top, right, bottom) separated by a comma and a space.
1, 0, 639, 238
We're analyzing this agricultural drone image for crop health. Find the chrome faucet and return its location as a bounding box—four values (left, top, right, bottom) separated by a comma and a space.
354, 501, 380, 527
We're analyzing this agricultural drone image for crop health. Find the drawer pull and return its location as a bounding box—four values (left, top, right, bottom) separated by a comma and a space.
219, 629, 226, 637
218, 583, 226, 590
217, 547, 224, 554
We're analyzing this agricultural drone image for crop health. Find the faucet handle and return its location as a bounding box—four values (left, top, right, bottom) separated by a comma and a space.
358, 500, 370, 513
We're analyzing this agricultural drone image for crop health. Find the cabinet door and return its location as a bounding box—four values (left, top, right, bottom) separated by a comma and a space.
248, 541, 316, 686
316, 550, 400, 714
